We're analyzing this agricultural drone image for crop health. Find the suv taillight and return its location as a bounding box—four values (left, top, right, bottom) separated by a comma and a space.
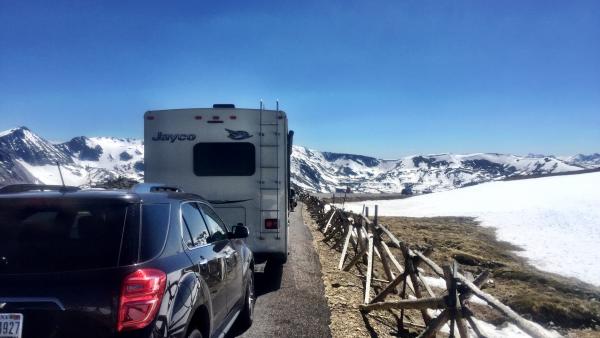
117, 269, 166, 332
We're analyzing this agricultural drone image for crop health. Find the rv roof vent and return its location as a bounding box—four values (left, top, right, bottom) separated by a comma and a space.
213, 104, 235, 109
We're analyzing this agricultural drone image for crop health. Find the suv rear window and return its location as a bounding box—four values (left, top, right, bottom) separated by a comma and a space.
0, 199, 132, 273
140, 203, 171, 261
193, 142, 255, 176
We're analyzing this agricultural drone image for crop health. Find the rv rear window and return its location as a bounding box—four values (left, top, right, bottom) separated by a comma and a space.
193, 142, 256, 176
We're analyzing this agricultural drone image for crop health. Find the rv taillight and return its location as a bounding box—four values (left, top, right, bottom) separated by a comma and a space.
117, 269, 166, 332
265, 219, 278, 229
195, 115, 202, 120
146, 116, 155, 120
229, 115, 237, 120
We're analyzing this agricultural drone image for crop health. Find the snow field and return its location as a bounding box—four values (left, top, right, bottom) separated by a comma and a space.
346, 172, 600, 286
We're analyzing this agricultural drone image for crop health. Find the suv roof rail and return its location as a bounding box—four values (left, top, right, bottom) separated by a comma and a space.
131, 183, 184, 194
0, 184, 80, 194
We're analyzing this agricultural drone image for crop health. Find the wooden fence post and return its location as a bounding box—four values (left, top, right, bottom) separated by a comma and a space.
338, 221, 354, 269
364, 233, 374, 304
323, 208, 337, 233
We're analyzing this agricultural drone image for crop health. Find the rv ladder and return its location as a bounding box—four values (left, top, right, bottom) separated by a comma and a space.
259, 104, 281, 239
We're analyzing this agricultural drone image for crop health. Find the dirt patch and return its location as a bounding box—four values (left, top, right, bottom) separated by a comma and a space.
382, 216, 600, 336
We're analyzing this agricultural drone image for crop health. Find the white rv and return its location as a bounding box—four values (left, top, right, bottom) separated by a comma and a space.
144, 104, 293, 263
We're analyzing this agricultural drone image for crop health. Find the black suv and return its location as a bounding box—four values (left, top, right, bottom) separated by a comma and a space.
0, 183, 255, 338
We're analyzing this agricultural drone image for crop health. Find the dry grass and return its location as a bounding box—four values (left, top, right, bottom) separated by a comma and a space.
382, 216, 600, 336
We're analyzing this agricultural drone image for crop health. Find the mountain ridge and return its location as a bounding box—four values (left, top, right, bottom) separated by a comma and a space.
0, 126, 598, 194
291, 145, 597, 193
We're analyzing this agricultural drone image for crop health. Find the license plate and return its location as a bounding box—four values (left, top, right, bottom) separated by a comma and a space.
0, 313, 23, 338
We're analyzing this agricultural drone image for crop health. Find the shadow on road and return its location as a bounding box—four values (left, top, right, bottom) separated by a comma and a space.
226, 259, 284, 337
255, 260, 283, 297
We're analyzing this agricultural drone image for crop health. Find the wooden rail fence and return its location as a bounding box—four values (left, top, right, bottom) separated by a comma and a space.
299, 192, 556, 338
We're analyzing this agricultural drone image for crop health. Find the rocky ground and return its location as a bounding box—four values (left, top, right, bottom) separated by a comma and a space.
303, 205, 430, 338
381, 216, 600, 337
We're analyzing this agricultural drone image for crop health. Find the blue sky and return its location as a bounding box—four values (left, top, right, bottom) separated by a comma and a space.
1, 0, 598, 158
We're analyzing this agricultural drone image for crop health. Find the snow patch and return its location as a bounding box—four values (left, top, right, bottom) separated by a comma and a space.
16, 160, 89, 186
346, 172, 600, 286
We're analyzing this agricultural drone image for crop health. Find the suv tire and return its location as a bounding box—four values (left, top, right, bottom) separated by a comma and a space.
238, 271, 255, 328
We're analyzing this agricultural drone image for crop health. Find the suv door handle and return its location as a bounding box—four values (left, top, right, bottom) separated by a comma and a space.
198, 258, 208, 272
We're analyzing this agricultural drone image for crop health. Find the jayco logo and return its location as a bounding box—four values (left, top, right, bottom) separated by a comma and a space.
151, 131, 197, 143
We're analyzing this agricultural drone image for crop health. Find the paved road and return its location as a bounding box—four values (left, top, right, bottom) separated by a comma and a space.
227, 204, 331, 338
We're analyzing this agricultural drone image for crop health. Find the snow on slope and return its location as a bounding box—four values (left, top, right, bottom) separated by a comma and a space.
0, 127, 73, 165
78, 137, 144, 180
562, 153, 600, 169
346, 172, 600, 286
293, 145, 590, 194
15, 160, 92, 186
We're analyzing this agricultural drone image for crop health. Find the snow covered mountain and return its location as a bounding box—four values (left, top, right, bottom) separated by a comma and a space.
291, 146, 597, 193
0, 127, 143, 186
0, 127, 597, 194
561, 153, 600, 169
